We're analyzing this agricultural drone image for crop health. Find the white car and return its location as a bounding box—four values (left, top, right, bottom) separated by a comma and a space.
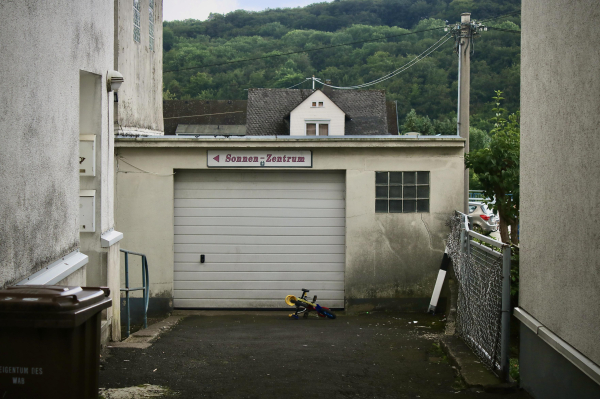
468, 202, 498, 234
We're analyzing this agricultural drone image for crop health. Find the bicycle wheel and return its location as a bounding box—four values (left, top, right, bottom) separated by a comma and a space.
320, 309, 336, 319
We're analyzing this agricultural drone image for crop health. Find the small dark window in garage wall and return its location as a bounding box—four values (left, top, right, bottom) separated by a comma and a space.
375, 171, 430, 213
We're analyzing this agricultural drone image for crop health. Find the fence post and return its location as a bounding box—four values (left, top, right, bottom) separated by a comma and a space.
458, 212, 466, 251
124, 251, 130, 338
500, 245, 512, 381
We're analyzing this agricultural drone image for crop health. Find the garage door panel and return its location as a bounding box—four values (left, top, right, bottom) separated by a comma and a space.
174, 262, 345, 272
174, 271, 344, 282
176, 170, 343, 183
175, 226, 345, 236
174, 280, 344, 291
175, 235, 345, 245
176, 181, 344, 191
175, 253, 345, 263
175, 208, 345, 218
175, 198, 344, 209
173, 298, 345, 308
174, 244, 344, 254
174, 216, 345, 227
173, 289, 343, 300
175, 189, 343, 200
174, 170, 345, 309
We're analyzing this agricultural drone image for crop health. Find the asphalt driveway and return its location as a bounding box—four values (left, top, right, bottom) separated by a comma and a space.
99, 311, 531, 398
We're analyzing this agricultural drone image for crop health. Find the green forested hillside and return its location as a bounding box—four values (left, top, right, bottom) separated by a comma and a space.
163, 0, 521, 131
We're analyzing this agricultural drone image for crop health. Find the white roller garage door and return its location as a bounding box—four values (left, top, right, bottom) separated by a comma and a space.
174, 170, 345, 308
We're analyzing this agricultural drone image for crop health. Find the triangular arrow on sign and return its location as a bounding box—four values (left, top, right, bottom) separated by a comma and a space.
213, 155, 220, 162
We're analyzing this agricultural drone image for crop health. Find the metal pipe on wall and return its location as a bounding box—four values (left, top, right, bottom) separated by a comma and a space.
500, 245, 512, 381
456, 42, 461, 137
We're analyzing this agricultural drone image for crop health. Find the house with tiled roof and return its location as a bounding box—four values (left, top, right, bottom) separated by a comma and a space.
246, 88, 389, 136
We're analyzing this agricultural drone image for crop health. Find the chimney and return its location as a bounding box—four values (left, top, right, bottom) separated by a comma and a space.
322, 79, 333, 95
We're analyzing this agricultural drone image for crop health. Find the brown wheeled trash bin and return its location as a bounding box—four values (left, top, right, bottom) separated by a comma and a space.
0, 285, 112, 399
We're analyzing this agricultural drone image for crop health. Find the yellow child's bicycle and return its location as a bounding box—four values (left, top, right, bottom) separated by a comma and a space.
285, 288, 337, 320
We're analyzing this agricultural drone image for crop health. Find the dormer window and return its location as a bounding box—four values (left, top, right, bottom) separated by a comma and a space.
306, 120, 329, 136
288, 91, 344, 136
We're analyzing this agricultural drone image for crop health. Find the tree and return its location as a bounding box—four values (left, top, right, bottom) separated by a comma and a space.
163, 27, 176, 52
465, 91, 519, 244
401, 109, 435, 135
433, 117, 456, 135
187, 72, 212, 97
469, 126, 491, 152
161, 2, 521, 121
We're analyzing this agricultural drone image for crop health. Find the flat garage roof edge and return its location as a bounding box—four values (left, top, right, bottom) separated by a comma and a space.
115, 135, 465, 148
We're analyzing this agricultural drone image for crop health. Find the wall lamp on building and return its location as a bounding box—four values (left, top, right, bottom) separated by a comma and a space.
107, 70, 124, 102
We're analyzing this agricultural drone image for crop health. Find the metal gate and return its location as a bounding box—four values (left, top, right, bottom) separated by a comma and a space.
447, 211, 512, 381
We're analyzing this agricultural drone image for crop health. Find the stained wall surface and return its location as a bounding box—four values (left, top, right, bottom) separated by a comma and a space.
0, 1, 114, 288
520, 0, 600, 365
80, 70, 117, 288
114, 138, 464, 310
115, 0, 164, 134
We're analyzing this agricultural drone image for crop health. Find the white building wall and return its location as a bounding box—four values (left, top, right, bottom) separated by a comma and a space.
0, 0, 114, 289
521, 0, 600, 366
290, 91, 345, 136
520, 0, 600, 373
115, 0, 164, 135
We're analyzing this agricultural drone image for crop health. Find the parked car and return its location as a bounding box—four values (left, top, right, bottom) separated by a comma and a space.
468, 202, 498, 234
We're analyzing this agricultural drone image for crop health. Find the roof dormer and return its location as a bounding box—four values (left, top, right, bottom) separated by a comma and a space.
289, 90, 345, 136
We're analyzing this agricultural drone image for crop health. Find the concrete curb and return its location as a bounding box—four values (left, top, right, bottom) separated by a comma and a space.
107, 316, 185, 349
440, 335, 518, 393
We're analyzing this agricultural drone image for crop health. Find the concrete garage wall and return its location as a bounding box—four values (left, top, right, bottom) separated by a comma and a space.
0, 1, 114, 288
343, 150, 462, 309
521, 0, 600, 366
114, 138, 463, 312
115, 0, 164, 135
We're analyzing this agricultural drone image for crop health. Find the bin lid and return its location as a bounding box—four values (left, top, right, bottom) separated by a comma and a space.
0, 286, 112, 328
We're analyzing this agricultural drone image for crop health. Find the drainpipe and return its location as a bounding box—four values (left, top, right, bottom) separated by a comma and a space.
395, 100, 400, 134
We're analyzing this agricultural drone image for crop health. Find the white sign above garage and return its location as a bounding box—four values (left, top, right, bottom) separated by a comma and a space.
207, 150, 312, 168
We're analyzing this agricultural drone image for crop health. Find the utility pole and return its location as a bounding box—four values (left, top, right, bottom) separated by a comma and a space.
459, 13, 471, 214
450, 13, 485, 213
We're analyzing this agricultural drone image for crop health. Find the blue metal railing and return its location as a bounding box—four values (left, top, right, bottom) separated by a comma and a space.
469, 190, 513, 202
469, 190, 487, 201
120, 249, 149, 338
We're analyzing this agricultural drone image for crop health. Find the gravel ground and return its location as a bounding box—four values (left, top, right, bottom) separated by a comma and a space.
100, 311, 531, 399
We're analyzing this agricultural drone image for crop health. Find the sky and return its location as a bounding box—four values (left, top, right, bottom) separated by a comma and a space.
164, 0, 334, 22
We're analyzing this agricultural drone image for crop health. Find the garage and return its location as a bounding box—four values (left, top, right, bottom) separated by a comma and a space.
173, 170, 346, 308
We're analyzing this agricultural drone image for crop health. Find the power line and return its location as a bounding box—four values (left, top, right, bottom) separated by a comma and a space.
486, 27, 521, 34
287, 78, 311, 89
317, 33, 452, 90
164, 26, 446, 73
163, 110, 245, 120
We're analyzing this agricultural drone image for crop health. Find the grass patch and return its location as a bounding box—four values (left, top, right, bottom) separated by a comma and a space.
509, 358, 520, 382
428, 342, 449, 364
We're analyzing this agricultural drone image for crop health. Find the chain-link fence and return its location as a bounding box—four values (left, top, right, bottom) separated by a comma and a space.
446, 212, 511, 380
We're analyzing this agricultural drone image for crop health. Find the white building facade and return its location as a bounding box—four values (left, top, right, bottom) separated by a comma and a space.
0, 0, 164, 343
289, 91, 346, 136
517, 0, 600, 397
